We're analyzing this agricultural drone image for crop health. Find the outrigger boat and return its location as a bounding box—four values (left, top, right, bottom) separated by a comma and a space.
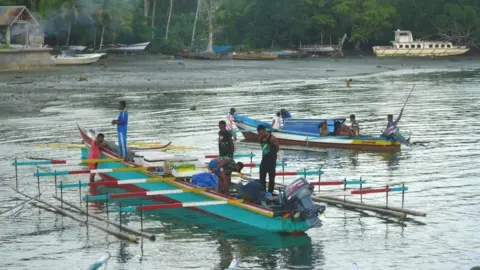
77, 125, 325, 233
233, 114, 402, 151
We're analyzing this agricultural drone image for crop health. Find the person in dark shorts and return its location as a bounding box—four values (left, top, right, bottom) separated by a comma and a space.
218, 120, 235, 158
257, 124, 280, 193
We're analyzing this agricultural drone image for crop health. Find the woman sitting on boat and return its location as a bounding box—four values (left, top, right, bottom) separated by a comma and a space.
318, 121, 329, 136
208, 157, 244, 194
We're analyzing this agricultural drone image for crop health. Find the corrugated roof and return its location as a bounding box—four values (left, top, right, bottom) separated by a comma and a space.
0, 6, 39, 26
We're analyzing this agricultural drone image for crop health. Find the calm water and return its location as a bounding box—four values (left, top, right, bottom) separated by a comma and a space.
0, 56, 479, 269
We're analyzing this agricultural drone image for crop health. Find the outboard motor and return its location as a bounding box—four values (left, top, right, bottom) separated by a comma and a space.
283, 178, 325, 228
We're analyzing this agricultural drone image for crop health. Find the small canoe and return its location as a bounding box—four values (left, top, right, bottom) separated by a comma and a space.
233, 114, 401, 152
77, 125, 323, 234
52, 53, 105, 65
232, 53, 278, 60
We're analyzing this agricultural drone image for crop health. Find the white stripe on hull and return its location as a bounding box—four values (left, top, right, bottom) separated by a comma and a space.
236, 122, 356, 145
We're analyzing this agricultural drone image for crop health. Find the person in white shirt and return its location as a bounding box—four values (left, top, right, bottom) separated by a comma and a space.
226, 108, 237, 140
271, 112, 281, 130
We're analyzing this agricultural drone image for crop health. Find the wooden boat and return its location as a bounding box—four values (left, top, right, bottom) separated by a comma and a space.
232, 53, 278, 60
233, 114, 401, 152
103, 42, 150, 53
52, 53, 105, 65
77, 125, 324, 233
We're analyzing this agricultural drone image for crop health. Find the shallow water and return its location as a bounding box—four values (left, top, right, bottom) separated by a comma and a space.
0, 56, 479, 269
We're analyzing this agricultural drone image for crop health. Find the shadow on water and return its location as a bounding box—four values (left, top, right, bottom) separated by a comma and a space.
100, 197, 322, 269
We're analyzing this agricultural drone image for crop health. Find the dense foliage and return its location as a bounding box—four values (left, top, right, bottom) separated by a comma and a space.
2, 0, 480, 53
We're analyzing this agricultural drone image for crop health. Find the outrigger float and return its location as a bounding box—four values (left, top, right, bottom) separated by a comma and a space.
233, 114, 402, 151
8, 125, 426, 243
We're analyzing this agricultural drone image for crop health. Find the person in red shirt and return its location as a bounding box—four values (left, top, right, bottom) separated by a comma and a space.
89, 133, 105, 182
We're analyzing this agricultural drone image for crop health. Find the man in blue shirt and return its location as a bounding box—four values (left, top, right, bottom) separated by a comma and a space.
111, 101, 128, 159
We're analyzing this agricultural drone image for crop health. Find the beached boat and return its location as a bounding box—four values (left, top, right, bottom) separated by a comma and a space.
372, 30, 469, 57
52, 52, 105, 65
232, 52, 278, 60
77, 125, 325, 233
103, 42, 150, 53
233, 114, 401, 151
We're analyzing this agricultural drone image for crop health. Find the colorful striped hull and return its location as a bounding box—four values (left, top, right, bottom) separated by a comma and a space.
235, 117, 401, 152
77, 125, 314, 233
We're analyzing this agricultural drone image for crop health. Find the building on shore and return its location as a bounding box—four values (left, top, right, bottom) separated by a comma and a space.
0, 6, 45, 48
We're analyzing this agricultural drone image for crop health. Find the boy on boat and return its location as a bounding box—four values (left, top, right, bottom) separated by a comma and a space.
208, 157, 244, 194
89, 133, 106, 182
111, 101, 128, 160
226, 108, 237, 141
218, 120, 235, 158
257, 124, 280, 193
350, 114, 360, 135
383, 108, 410, 145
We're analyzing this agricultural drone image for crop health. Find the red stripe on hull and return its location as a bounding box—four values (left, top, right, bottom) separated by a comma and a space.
51, 160, 67, 164
139, 203, 184, 211
110, 191, 146, 199
240, 131, 400, 152
310, 181, 343, 186
70, 170, 91, 175
351, 188, 390, 195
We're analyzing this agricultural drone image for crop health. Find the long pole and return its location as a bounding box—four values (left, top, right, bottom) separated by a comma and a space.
402, 84, 415, 111
53, 196, 155, 241
13, 189, 138, 243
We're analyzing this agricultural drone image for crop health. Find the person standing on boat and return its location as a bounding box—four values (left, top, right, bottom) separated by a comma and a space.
350, 114, 360, 135
88, 133, 106, 182
218, 120, 235, 158
383, 108, 410, 145
226, 108, 237, 141
208, 157, 244, 194
272, 112, 282, 130
257, 124, 280, 193
111, 101, 128, 160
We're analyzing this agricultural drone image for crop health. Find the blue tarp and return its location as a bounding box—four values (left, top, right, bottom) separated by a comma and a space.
191, 172, 219, 188
213, 45, 233, 53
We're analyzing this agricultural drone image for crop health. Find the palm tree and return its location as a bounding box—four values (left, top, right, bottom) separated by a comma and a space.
191, 0, 201, 46
165, 0, 173, 38
95, 0, 134, 49
202, 0, 222, 52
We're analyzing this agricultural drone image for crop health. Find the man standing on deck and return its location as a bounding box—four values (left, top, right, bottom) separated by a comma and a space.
257, 124, 280, 193
218, 120, 235, 158
111, 101, 128, 160
383, 108, 410, 145
88, 133, 106, 182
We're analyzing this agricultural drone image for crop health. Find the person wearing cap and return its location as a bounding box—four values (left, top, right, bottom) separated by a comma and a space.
226, 108, 237, 141
257, 124, 280, 193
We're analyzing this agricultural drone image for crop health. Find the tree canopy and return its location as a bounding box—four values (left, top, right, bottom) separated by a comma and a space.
2, 0, 479, 53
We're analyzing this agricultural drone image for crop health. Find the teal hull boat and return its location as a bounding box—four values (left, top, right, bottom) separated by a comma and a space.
79, 126, 323, 234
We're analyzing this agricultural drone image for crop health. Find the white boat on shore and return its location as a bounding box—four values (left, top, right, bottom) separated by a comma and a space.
52, 53, 105, 65
104, 42, 150, 53
373, 29, 469, 57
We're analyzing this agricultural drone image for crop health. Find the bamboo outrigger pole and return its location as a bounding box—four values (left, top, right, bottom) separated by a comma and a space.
12, 189, 139, 243
52, 196, 156, 241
